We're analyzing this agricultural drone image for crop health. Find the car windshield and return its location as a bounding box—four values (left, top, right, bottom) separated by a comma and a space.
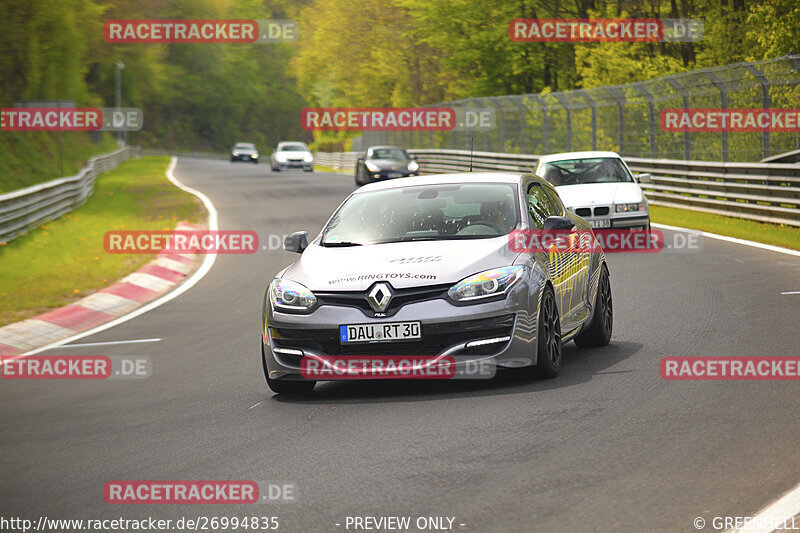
234, 143, 255, 149
280, 144, 308, 152
539, 157, 633, 186
370, 148, 408, 160
320, 183, 519, 245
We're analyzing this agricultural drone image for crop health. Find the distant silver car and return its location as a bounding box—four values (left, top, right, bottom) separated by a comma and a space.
261, 173, 612, 394
230, 142, 259, 163
270, 142, 314, 172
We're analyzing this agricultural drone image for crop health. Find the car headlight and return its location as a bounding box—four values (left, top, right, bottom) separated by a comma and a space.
448, 266, 525, 303
232, 152, 240, 156
304, 154, 314, 163
269, 279, 317, 312
365, 161, 380, 172
615, 202, 646, 213
408, 160, 419, 172
275, 154, 287, 163
252, 153, 259, 158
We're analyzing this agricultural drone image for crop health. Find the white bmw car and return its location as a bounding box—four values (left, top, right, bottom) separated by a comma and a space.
535, 151, 650, 230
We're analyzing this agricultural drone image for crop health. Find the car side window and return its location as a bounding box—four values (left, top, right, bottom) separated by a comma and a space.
543, 186, 564, 216
526, 183, 555, 229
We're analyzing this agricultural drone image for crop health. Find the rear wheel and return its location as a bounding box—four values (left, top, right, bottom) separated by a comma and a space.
530, 285, 562, 379
574, 265, 612, 348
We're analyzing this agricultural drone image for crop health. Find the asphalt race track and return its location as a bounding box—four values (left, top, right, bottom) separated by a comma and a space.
2, 157, 800, 532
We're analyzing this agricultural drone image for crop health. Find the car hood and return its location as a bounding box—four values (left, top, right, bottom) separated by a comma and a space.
282, 237, 519, 291
234, 149, 258, 155
555, 182, 644, 208
276, 151, 311, 158
368, 159, 411, 170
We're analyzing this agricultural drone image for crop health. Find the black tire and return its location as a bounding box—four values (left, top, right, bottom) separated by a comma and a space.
530, 284, 562, 379
574, 265, 612, 348
261, 344, 315, 394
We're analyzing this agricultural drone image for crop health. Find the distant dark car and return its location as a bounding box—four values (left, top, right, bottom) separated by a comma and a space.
355, 146, 419, 186
231, 142, 259, 163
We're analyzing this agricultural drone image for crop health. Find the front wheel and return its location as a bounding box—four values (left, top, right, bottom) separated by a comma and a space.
574, 265, 612, 348
528, 284, 562, 379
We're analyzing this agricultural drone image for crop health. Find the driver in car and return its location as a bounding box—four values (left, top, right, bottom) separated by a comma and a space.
479, 201, 512, 232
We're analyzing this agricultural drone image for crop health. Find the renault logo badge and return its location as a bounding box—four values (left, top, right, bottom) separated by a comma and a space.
367, 283, 393, 312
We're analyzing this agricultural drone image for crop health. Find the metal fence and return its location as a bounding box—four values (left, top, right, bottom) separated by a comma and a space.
315, 149, 800, 227
0, 146, 139, 244
353, 55, 800, 163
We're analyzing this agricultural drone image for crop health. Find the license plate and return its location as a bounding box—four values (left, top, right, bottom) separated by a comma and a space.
387, 172, 403, 178
590, 219, 611, 229
340, 321, 421, 343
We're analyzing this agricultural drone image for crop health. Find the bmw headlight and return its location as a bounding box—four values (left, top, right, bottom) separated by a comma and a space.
275, 153, 288, 163
252, 153, 259, 158
365, 161, 380, 172
448, 266, 525, 303
615, 202, 646, 213
269, 279, 317, 312
408, 160, 419, 172
304, 154, 314, 163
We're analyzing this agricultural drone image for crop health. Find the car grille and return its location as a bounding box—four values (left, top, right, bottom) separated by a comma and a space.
316, 284, 451, 318
271, 314, 515, 357
575, 206, 610, 217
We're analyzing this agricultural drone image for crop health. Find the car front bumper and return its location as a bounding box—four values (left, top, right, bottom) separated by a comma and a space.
262, 289, 540, 381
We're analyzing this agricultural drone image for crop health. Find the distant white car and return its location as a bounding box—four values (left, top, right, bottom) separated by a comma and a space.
534, 151, 651, 230
271, 142, 314, 172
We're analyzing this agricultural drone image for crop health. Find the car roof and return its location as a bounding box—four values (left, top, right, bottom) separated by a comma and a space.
538, 151, 621, 163
234, 142, 254, 146
353, 172, 547, 193
367, 145, 405, 151
277, 141, 308, 147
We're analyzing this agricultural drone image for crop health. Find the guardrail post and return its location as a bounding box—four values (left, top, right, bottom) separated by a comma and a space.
744, 62, 771, 160
705, 71, 728, 162
665, 76, 691, 160
509, 96, 527, 153
606, 87, 626, 155
632, 82, 656, 159
529, 95, 548, 154
578, 89, 597, 150
552, 93, 571, 152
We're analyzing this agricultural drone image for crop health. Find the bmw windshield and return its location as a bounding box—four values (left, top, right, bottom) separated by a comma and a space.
540, 157, 634, 186
320, 183, 519, 245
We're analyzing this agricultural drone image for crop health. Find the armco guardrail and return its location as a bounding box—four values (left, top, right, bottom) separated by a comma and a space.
0, 146, 139, 244
319, 149, 800, 227
315, 151, 360, 171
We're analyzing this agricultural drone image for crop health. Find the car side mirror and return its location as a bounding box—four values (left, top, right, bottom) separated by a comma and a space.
636, 173, 652, 184
542, 216, 575, 231
409, 154, 417, 160
357, 155, 365, 162
283, 231, 309, 253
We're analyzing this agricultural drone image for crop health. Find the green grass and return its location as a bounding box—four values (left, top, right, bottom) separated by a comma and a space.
650, 205, 800, 251
0, 156, 204, 327
0, 132, 118, 193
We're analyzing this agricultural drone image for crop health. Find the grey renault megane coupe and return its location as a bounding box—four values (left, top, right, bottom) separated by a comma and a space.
261, 172, 612, 394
